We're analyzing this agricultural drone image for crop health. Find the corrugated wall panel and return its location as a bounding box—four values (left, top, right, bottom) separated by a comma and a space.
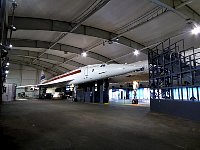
6, 63, 53, 86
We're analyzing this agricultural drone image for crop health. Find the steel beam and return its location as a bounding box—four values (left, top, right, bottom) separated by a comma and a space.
10, 17, 145, 52
150, 0, 200, 23
8, 48, 84, 68
31, 0, 111, 63
8, 54, 70, 72
11, 38, 114, 63
8, 56, 64, 75
9, 59, 58, 75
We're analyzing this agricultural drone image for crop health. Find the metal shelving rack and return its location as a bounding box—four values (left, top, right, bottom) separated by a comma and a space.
149, 38, 200, 101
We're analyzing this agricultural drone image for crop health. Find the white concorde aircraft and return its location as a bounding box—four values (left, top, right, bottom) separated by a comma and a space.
40, 61, 147, 86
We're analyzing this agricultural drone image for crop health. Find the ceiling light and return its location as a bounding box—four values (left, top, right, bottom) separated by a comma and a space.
81, 52, 87, 57
5, 70, 9, 74
12, 26, 17, 31
191, 26, 200, 35
6, 62, 10, 66
112, 38, 119, 44
10, 25, 17, 31
133, 50, 139, 56
9, 44, 13, 48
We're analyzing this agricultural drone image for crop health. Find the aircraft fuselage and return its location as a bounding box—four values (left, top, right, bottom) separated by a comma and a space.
42, 63, 145, 86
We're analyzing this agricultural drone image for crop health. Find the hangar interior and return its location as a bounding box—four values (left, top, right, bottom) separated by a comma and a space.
1, 0, 200, 117
1, 0, 200, 149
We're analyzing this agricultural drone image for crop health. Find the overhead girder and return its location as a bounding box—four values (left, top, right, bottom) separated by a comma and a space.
11, 38, 116, 63
10, 17, 146, 53
150, 0, 200, 23
9, 59, 58, 75
8, 55, 65, 75
8, 53, 70, 72
8, 47, 84, 69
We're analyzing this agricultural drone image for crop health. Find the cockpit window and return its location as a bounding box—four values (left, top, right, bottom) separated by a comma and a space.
100, 64, 105, 67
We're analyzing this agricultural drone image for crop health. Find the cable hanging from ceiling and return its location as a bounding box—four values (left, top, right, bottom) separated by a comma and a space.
38, 0, 111, 72
71, 0, 100, 23
77, 0, 199, 63
112, 6, 167, 35
31, 0, 111, 66
73, 6, 168, 63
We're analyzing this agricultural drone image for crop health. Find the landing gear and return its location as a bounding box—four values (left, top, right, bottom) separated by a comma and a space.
132, 89, 138, 104
132, 99, 138, 104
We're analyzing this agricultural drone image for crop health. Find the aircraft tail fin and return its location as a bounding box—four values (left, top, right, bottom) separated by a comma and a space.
40, 70, 46, 83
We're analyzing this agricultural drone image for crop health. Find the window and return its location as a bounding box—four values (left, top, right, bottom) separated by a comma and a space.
100, 64, 105, 67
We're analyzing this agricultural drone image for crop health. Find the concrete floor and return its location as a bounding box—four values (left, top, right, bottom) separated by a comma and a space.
0, 100, 200, 150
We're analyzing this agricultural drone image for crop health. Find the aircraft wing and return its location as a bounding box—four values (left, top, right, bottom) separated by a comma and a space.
39, 79, 74, 87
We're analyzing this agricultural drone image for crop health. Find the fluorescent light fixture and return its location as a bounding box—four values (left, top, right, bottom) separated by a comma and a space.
81, 52, 87, 57
5, 70, 9, 74
133, 50, 139, 56
191, 26, 200, 35
6, 62, 10, 66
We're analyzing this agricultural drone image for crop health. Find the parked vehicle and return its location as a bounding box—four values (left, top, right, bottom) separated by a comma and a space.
52, 92, 64, 99
44, 93, 53, 99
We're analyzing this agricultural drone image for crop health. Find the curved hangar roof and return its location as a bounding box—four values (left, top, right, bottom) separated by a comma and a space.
9, 0, 200, 76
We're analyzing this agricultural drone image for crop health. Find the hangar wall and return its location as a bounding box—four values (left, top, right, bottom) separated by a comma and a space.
6, 64, 53, 86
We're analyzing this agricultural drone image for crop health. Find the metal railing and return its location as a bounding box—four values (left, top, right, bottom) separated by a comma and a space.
149, 38, 200, 101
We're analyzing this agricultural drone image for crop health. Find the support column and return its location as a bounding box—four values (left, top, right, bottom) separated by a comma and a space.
126, 89, 130, 99
93, 81, 100, 103
102, 79, 109, 103
91, 79, 109, 103
0, 0, 8, 104
19, 64, 22, 85
132, 81, 139, 104
35, 68, 39, 84
75, 79, 109, 103
39, 86, 46, 99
